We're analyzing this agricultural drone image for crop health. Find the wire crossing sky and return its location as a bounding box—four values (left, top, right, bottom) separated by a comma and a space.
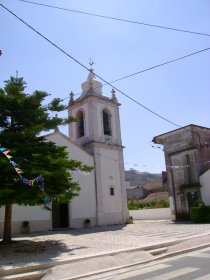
1, 3, 210, 129
1, 0, 210, 173
18, 0, 210, 37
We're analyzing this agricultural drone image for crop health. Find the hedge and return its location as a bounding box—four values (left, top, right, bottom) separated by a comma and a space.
190, 206, 210, 223
128, 199, 169, 210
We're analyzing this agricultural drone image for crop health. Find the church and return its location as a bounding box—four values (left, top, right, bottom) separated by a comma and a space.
0, 67, 129, 233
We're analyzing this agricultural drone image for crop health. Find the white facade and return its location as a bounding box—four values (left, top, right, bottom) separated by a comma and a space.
200, 169, 210, 206
0, 69, 129, 234
46, 131, 97, 229
68, 69, 129, 226
0, 205, 51, 234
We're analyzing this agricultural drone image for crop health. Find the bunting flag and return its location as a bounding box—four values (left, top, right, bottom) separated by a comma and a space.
0, 146, 44, 187
43, 197, 53, 210
0, 145, 46, 207
0, 144, 91, 211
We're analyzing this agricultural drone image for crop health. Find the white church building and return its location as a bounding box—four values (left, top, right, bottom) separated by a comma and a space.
0, 68, 129, 234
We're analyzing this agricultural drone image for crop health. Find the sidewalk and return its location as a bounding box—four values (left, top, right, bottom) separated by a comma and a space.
1, 220, 210, 279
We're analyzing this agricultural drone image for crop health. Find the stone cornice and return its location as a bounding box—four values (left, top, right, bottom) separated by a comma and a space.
68, 95, 121, 110
84, 141, 124, 151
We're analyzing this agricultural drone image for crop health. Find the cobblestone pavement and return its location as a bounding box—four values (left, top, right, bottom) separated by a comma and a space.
1, 220, 210, 270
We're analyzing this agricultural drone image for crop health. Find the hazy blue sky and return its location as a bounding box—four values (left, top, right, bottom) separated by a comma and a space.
1, 0, 210, 173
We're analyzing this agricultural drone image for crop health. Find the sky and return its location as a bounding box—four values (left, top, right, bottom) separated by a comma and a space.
1, 0, 210, 173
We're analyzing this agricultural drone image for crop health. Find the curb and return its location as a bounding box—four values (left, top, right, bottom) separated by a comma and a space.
66, 242, 210, 280
1, 233, 210, 279
0, 239, 181, 277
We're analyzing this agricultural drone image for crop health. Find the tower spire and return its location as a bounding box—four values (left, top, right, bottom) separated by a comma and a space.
81, 59, 102, 96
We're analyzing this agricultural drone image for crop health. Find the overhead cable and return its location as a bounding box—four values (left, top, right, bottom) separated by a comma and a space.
17, 0, 210, 37
1, 4, 210, 129
66, 47, 210, 99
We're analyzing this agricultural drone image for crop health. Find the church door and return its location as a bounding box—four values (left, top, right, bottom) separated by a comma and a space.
52, 203, 69, 228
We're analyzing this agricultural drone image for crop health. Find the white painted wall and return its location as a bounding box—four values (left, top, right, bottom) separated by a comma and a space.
46, 132, 94, 164
0, 132, 97, 234
0, 205, 50, 222
96, 147, 122, 213
46, 132, 97, 220
130, 208, 172, 220
0, 205, 51, 234
70, 172, 96, 219
200, 169, 210, 206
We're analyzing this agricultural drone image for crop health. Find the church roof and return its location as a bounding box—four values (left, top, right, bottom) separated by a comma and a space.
68, 64, 119, 106
44, 130, 93, 157
153, 124, 210, 144
80, 69, 103, 97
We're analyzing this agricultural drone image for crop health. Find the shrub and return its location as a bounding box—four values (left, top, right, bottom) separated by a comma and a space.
128, 199, 169, 210
154, 200, 170, 208
190, 206, 210, 223
126, 216, 133, 224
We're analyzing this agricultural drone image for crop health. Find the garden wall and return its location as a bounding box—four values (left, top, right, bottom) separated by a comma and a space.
130, 208, 171, 220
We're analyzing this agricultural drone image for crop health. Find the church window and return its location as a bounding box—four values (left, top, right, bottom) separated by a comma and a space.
110, 187, 115, 196
103, 110, 111, 136
77, 111, 85, 138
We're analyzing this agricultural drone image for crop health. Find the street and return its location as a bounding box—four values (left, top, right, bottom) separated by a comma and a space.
85, 247, 210, 280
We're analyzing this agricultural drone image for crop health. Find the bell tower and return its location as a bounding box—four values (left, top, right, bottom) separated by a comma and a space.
68, 63, 129, 225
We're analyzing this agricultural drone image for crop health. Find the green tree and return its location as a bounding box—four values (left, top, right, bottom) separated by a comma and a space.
0, 77, 93, 244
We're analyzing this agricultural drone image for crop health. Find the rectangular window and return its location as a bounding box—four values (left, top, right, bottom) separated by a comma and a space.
110, 187, 114, 196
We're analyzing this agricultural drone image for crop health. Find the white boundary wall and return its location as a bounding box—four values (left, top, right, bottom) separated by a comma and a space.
130, 208, 171, 220
0, 205, 51, 234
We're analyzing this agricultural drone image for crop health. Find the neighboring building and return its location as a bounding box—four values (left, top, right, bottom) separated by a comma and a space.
199, 169, 210, 207
127, 180, 168, 201
127, 186, 144, 199
153, 124, 210, 220
142, 192, 169, 203
142, 182, 163, 196
0, 67, 129, 234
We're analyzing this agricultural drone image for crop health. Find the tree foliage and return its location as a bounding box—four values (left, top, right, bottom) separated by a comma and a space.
0, 77, 93, 243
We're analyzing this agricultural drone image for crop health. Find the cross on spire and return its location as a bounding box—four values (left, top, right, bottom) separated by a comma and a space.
89, 58, 94, 70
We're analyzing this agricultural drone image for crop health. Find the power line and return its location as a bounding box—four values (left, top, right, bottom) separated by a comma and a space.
17, 0, 210, 37
64, 47, 210, 100
1, 4, 210, 130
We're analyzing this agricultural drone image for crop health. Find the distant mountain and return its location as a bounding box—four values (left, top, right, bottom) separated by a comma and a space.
125, 168, 162, 187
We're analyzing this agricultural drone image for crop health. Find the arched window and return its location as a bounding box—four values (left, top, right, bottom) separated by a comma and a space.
77, 111, 84, 138
103, 110, 111, 136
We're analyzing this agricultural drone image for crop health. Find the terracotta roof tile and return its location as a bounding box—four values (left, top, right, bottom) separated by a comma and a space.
142, 192, 169, 202
143, 182, 162, 191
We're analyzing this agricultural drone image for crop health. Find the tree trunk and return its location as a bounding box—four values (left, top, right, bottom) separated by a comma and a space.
2, 203, 13, 244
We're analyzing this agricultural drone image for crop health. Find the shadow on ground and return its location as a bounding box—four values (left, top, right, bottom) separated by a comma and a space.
0, 239, 86, 269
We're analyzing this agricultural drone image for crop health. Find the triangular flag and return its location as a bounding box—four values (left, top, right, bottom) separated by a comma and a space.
0, 147, 6, 152
15, 168, 23, 174
10, 161, 18, 167
6, 155, 12, 159
3, 150, 10, 155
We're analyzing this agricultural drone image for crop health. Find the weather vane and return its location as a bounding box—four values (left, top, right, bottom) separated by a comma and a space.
89, 58, 94, 70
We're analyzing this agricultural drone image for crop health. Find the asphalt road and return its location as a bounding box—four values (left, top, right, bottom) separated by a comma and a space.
85, 247, 210, 280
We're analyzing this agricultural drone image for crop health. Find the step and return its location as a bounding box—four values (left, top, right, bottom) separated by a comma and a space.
148, 247, 168, 256
0, 270, 46, 280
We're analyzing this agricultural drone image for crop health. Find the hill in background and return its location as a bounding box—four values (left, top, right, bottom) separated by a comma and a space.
125, 168, 162, 187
